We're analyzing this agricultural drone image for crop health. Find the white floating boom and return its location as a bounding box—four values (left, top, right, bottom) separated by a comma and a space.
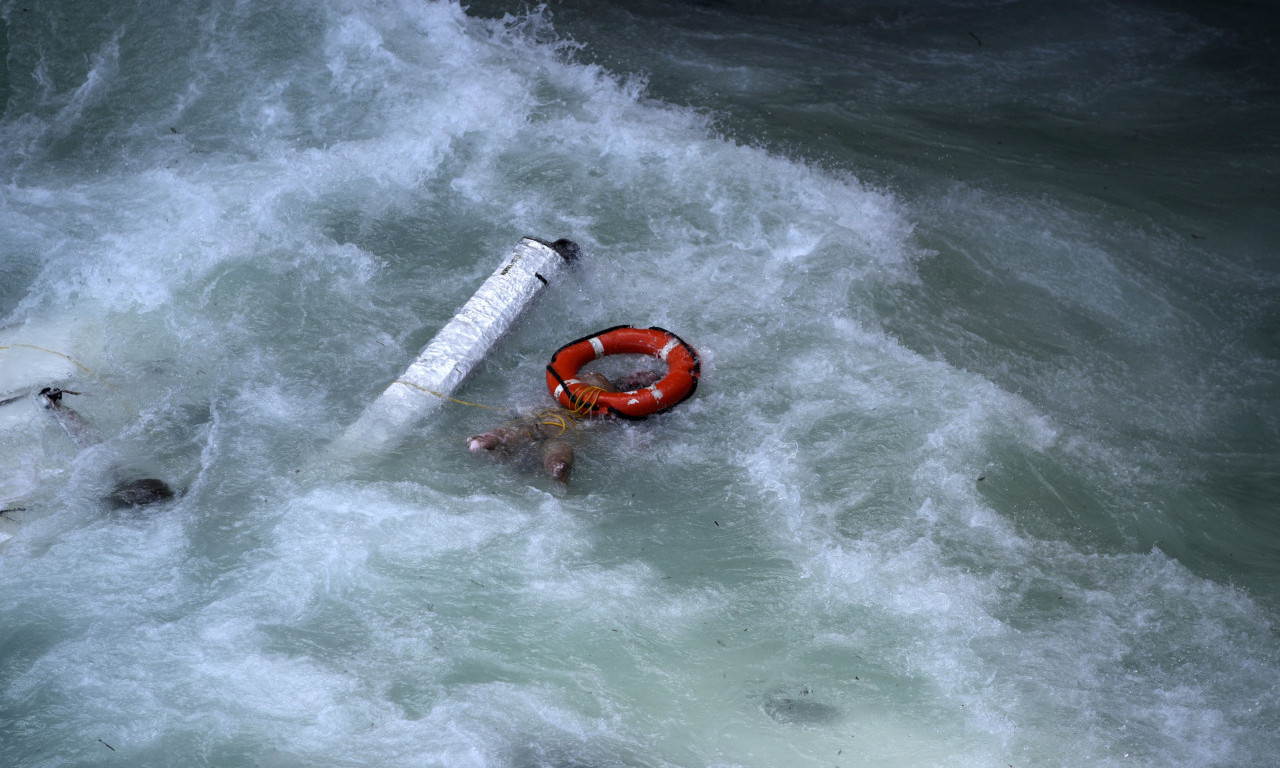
333, 236, 579, 455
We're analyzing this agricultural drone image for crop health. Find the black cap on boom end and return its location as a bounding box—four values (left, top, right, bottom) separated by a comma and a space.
528, 236, 581, 264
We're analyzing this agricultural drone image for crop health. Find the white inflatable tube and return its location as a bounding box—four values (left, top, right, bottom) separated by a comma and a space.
331, 236, 578, 455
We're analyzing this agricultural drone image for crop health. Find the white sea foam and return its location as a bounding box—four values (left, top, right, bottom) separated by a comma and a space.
1, 1, 1277, 767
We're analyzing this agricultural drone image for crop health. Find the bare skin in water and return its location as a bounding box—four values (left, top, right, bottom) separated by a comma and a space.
466, 369, 662, 485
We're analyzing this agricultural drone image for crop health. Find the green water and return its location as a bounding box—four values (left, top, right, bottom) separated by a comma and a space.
2, 1, 1278, 766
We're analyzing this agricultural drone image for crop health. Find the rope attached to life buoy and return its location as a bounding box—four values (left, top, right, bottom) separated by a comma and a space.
545, 325, 701, 419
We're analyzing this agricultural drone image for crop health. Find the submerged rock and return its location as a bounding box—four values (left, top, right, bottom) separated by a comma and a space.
109, 478, 175, 508
762, 687, 842, 725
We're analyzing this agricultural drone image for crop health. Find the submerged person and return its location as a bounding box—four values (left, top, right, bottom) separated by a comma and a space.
34, 386, 176, 507
466, 369, 662, 485
37, 386, 102, 448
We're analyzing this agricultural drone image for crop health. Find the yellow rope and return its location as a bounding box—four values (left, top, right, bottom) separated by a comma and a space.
392, 379, 507, 412
566, 385, 607, 418
393, 378, 586, 437
0, 342, 133, 414
537, 412, 573, 437
388, 377, 619, 441
0, 343, 95, 375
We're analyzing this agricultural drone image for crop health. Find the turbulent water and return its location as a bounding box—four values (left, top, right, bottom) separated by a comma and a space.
2, 1, 1278, 766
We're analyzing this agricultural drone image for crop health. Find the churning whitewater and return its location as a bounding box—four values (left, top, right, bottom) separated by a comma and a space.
2, 1, 1278, 767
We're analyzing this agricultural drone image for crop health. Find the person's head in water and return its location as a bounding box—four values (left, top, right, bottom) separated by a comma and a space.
38, 387, 71, 406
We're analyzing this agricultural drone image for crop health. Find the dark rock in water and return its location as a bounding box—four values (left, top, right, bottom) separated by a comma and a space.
109, 478, 175, 508
508, 748, 604, 768
763, 687, 842, 725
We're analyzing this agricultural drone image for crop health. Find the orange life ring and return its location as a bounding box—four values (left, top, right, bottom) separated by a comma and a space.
545, 325, 701, 419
